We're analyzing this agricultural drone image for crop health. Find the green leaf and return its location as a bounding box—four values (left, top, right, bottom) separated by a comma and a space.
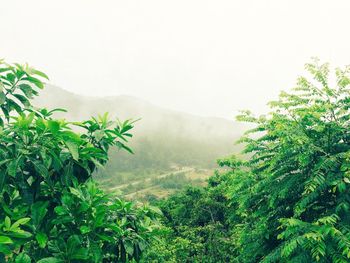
11, 217, 31, 230
148, 205, 163, 216
48, 120, 60, 134
66, 235, 89, 260
0, 91, 5, 105
18, 84, 34, 98
0, 236, 13, 244
71, 248, 89, 260
31, 201, 49, 227
13, 94, 30, 107
0, 169, 6, 193
36, 232, 48, 248
37, 258, 63, 263
32, 160, 49, 178
0, 244, 11, 255
8, 99, 22, 114
7, 230, 32, 239
4, 216, 11, 229
54, 206, 67, 216
15, 253, 31, 263
65, 141, 79, 161
69, 187, 84, 199
22, 76, 44, 89
7, 159, 18, 177
124, 240, 134, 255
90, 243, 103, 263
80, 225, 91, 235
31, 69, 49, 80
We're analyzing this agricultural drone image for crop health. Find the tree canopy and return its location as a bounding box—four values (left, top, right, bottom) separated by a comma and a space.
143, 59, 350, 262
0, 61, 161, 262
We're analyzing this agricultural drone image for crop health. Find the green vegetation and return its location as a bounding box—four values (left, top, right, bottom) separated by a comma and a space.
96, 135, 238, 196
143, 59, 350, 262
101, 169, 209, 202
2, 58, 350, 262
0, 61, 161, 262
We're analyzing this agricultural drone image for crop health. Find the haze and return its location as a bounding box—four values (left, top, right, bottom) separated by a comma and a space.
1, 0, 350, 118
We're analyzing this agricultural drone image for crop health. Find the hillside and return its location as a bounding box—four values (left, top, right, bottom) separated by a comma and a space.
33, 85, 246, 198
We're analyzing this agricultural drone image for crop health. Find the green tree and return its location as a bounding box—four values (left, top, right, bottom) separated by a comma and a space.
234, 59, 350, 262
0, 61, 161, 262
146, 59, 350, 263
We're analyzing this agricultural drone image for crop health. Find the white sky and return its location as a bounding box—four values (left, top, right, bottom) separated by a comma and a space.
1, 0, 350, 118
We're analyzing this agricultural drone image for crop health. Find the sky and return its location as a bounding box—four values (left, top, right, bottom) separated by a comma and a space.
1, 0, 350, 119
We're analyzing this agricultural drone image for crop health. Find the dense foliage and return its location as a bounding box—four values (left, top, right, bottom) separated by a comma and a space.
234, 59, 350, 262
0, 61, 161, 262
3, 58, 350, 262
145, 59, 350, 262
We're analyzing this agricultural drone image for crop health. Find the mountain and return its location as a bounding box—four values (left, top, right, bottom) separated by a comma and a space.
33, 85, 247, 196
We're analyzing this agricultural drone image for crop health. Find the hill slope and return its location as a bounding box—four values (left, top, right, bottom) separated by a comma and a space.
34, 85, 246, 197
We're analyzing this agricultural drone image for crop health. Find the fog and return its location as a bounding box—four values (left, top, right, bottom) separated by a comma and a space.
1, 0, 350, 118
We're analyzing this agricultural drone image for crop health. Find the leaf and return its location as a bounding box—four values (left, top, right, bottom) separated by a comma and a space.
22, 76, 44, 89
48, 120, 60, 134
1, 105, 9, 120
65, 141, 79, 161
31, 201, 49, 227
90, 243, 102, 263
4, 216, 11, 229
32, 161, 49, 178
7, 159, 18, 177
93, 130, 104, 142
15, 253, 31, 263
0, 169, 6, 193
71, 248, 89, 260
31, 69, 49, 80
11, 217, 31, 230
0, 91, 5, 105
54, 206, 67, 216
67, 235, 89, 260
115, 141, 134, 154
148, 205, 163, 216
13, 94, 30, 107
37, 258, 63, 263
18, 84, 33, 98
80, 225, 91, 235
7, 230, 32, 239
0, 244, 11, 255
0, 236, 13, 244
36, 232, 48, 248
124, 240, 134, 255
7, 99, 22, 114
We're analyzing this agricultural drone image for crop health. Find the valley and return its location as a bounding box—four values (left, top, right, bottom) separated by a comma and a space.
33, 85, 245, 200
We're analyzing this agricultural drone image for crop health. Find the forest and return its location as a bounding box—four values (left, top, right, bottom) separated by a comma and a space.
1, 58, 350, 263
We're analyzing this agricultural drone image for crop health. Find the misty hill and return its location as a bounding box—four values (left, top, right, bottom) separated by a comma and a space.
34, 85, 246, 187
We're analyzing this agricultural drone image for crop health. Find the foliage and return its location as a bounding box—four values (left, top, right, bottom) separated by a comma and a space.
143, 172, 237, 262
3, 58, 350, 262
233, 58, 350, 262
0, 61, 161, 262
146, 59, 350, 262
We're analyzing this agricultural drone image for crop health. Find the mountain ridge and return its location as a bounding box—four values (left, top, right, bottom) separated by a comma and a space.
33, 85, 246, 183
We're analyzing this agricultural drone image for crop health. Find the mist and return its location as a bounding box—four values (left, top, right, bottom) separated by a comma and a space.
2, 0, 350, 118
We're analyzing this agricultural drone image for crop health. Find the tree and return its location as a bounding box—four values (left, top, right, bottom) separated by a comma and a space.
0, 60, 161, 262
235, 58, 350, 262
146, 59, 350, 262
